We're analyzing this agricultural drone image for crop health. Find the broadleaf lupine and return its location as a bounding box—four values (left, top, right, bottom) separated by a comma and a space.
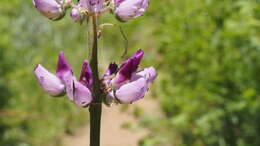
32, 0, 155, 145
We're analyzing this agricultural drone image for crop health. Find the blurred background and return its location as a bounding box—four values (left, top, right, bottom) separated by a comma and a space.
0, 0, 260, 146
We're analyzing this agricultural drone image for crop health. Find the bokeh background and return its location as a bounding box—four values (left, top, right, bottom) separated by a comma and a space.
0, 0, 260, 146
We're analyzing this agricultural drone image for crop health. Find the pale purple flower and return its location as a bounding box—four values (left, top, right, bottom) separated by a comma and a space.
114, 0, 149, 22
102, 50, 157, 105
34, 52, 93, 107
32, 0, 66, 20
79, 0, 103, 12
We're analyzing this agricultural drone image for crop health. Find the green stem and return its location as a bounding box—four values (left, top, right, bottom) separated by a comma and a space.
89, 14, 102, 146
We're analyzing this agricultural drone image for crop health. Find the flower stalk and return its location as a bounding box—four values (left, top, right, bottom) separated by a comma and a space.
89, 14, 102, 146
32, 1, 156, 146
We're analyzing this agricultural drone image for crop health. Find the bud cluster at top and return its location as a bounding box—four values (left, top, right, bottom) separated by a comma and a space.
33, 0, 149, 22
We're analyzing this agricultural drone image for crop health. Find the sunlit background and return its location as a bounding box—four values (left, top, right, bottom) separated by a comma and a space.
0, 0, 260, 146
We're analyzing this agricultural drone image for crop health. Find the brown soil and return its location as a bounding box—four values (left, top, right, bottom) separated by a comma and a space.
63, 98, 160, 146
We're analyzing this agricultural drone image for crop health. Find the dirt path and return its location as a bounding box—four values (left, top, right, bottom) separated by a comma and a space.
63, 98, 160, 146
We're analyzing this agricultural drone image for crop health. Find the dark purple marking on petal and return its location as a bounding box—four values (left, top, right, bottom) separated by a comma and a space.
103, 63, 118, 77
79, 61, 93, 89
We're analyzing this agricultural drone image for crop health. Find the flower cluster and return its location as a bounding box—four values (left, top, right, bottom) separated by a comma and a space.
32, 0, 149, 22
34, 50, 156, 107
33, 0, 156, 107
102, 50, 156, 105
34, 52, 93, 107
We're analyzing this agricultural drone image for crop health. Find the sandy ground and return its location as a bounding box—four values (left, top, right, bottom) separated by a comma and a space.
62, 98, 160, 146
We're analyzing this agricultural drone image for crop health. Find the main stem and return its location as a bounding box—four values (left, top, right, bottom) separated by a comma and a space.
89, 14, 102, 146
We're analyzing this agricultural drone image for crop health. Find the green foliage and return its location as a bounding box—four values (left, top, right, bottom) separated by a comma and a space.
137, 0, 260, 145
0, 1, 90, 145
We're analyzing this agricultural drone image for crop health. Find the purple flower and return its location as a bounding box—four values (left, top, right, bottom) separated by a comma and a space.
102, 50, 157, 105
34, 52, 93, 107
32, 0, 67, 20
79, 0, 103, 13
114, 0, 149, 22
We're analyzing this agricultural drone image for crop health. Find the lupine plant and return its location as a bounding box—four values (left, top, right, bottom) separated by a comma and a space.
32, 0, 156, 145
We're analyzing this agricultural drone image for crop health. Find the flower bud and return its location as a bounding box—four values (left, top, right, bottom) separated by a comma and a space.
70, 7, 84, 23
114, 0, 149, 22
33, 0, 66, 20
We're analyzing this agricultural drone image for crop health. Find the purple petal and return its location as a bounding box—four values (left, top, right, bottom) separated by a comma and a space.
103, 63, 118, 77
79, 0, 103, 12
79, 61, 93, 89
56, 51, 73, 81
73, 81, 93, 107
114, 0, 125, 6
55, 52, 75, 100
111, 49, 144, 86
131, 67, 157, 84
115, 0, 149, 22
115, 77, 148, 104
63, 73, 76, 101
34, 64, 65, 97
32, 0, 65, 20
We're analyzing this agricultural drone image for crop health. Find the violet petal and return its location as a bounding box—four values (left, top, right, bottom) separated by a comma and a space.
73, 81, 93, 107
131, 67, 157, 84
34, 64, 65, 97
111, 49, 144, 87
56, 51, 73, 81
115, 77, 148, 104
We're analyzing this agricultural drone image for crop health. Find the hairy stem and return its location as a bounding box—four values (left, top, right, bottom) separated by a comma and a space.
89, 14, 102, 146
